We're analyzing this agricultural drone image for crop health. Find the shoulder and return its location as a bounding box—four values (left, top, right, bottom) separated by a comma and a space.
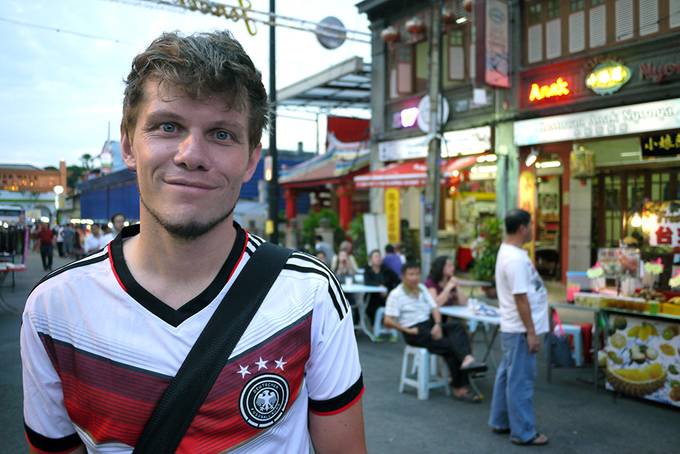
424, 277, 436, 289
246, 236, 351, 321
27, 248, 111, 309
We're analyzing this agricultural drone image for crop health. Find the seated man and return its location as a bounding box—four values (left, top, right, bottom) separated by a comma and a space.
383, 262, 486, 402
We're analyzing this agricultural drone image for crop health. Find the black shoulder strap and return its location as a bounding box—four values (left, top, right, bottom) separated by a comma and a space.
133, 241, 293, 453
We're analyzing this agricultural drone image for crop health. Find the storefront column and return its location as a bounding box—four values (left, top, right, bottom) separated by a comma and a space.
495, 122, 519, 220
337, 185, 353, 231
284, 188, 297, 223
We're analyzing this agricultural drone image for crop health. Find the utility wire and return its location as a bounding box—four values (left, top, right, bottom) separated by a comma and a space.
0, 16, 128, 44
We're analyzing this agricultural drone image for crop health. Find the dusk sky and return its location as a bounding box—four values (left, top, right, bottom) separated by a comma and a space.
0, 0, 371, 168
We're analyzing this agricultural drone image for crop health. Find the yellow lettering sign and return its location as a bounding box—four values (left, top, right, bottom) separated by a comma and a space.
528, 77, 570, 102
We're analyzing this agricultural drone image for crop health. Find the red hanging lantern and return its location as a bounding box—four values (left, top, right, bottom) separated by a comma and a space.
381, 25, 400, 43
463, 0, 473, 13
405, 16, 425, 34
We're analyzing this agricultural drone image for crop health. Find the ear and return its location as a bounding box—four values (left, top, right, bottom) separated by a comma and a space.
243, 142, 263, 183
121, 127, 137, 170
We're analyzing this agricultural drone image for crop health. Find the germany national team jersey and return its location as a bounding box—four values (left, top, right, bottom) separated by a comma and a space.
21, 223, 363, 453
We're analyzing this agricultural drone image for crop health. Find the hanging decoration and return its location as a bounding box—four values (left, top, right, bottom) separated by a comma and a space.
381, 25, 400, 43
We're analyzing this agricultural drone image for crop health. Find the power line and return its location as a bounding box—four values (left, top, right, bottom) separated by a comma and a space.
0, 16, 128, 44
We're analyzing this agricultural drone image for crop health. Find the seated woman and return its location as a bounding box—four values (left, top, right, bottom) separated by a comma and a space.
363, 249, 400, 324
424, 255, 486, 401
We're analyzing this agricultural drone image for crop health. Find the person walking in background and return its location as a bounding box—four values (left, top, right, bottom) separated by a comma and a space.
383, 244, 402, 277
55, 225, 65, 257
62, 224, 74, 258
83, 223, 106, 255
363, 249, 400, 325
489, 209, 549, 446
35, 222, 54, 271
384, 262, 487, 403
72, 225, 84, 260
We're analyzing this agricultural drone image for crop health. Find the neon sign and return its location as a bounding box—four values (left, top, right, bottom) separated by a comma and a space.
586, 61, 631, 95
528, 77, 570, 102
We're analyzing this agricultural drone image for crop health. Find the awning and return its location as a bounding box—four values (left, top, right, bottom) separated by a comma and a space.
354, 156, 478, 188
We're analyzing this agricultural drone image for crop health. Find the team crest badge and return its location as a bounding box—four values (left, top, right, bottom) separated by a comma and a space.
239, 373, 290, 428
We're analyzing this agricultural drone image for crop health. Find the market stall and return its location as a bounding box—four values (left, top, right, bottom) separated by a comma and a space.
571, 245, 680, 408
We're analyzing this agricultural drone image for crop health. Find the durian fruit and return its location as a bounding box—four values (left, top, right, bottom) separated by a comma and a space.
606, 363, 666, 397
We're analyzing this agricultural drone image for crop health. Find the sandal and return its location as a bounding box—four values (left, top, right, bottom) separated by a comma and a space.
453, 389, 482, 403
511, 433, 549, 446
460, 360, 488, 373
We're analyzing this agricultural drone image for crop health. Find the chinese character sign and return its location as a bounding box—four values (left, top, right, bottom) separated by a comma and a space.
640, 131, 680, 158
645, 201, 680, 247
384, 188, 401, 245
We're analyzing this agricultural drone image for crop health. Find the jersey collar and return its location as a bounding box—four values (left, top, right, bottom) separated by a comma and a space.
109, 222, 247, 327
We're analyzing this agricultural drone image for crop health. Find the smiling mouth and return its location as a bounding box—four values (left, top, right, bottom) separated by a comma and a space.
164, 180, 218, 191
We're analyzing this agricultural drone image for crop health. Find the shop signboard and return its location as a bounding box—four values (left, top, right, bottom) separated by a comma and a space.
379, 126, 491, 161
514, 98, 680, 146
384, 188, 400, 244
644, 201, 680, 247
641, 131, 680, 158
604, 313, 680, 408
475, 0, 510, 88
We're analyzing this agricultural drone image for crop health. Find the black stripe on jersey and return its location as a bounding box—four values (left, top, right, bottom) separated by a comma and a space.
29, 252, 109, 297
291, 252, 350, 312
308, 374, 364, 414
283, 264, 344, 320
24, 422, 83, 453
249, 234, 264, 246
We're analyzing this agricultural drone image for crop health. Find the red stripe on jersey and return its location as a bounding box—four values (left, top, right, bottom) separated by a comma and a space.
226, 230, 249, 284
36, 312, 312, 451
107, 242, 127, 292
310, 387, 365, 416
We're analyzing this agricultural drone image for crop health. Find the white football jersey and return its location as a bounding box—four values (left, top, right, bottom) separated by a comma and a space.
21, 223, 363, 453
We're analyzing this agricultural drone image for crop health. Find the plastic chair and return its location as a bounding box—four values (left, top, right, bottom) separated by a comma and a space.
399, 345, 450, 400
373, 307, 398, 339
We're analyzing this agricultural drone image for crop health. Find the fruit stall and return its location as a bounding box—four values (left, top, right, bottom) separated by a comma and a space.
573, 292, 680, 407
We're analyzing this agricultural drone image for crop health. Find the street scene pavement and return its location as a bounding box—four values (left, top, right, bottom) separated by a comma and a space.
1, 252, 679, 453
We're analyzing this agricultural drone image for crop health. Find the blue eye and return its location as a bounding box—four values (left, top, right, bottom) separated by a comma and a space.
161, 123, 176, 133
215, 130, 232, 141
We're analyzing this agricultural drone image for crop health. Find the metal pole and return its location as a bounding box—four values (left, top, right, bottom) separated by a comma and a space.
421, 0, 442, 275
267, 0, 279, 244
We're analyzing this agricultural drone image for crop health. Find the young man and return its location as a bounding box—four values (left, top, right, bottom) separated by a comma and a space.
489, 209, 549, 446
35, 222, 54, 271
383, 262, 486, 402
21, 31, 365, 454
102, 213, 126, 244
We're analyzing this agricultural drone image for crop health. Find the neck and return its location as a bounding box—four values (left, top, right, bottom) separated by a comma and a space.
504, 235, 526, 248
122, 210, 237, 309
404, 282, 419, 294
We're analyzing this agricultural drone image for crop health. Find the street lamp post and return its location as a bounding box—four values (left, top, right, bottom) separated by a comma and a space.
53, 185, 64, 225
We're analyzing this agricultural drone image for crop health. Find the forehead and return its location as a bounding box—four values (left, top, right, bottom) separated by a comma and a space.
138, 80, 249, 127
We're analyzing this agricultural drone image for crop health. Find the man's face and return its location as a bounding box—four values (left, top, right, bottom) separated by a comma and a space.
113, 215, 125, 232
92, 225, 101, 236
403, 267, 421, 290
121, 81, 261, 239
370, 252, 382, 267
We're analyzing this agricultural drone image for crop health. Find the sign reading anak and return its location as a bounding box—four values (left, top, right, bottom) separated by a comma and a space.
514, 99, 680, 146
379, 126, 491, 161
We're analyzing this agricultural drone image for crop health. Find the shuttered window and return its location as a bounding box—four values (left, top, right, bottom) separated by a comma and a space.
589, 4, 606, 48
672, 0, 680, 29
528, 24, 543, 63
615, 0, 634, 41
448, 30, 465, 80
546, 19, 561, 58
569, 10, 586, 53
638, 0, 659, 36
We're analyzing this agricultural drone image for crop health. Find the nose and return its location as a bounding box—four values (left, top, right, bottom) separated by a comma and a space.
174, 131, 210, 171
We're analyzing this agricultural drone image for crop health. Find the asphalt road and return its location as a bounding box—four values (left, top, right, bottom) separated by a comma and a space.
1, 252, 679, 453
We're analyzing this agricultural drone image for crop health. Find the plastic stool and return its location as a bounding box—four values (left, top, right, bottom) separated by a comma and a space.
399, 345, 450, 400
561, 323, 584, 367
374, 307, 399, 339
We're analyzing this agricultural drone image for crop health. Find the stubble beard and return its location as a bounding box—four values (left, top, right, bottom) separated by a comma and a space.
140, 195, 236, 241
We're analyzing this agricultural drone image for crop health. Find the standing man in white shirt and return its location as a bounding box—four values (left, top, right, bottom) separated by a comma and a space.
489, 209, 549, 446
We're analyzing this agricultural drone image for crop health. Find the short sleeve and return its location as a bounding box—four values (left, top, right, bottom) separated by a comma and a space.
508, 258, 531, 295
422, 285, 438, 308
384, 287, 400, 317
21, 299, 83, 453
306, 282, 363, 415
